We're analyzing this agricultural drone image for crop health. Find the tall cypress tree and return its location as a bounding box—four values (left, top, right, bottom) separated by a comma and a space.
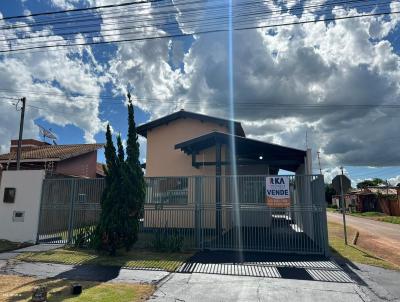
93, 95, 145, 255
94, 124, 123, 255
122, 92, 146, 249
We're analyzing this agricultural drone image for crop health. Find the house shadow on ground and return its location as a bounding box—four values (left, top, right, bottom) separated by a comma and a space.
178, 250, 365, 284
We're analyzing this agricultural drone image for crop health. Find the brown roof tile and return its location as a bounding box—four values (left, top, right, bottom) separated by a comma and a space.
0, 144, 104, 162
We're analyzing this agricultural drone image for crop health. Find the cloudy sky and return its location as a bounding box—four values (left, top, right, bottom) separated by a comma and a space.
0, 0, 399, 185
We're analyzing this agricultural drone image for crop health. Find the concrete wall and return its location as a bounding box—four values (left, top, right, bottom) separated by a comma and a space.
56, 151, 97, 178
145, 117, 229, 177
0, 170, 45, 243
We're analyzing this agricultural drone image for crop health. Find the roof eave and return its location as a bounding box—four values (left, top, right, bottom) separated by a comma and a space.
137, 110, 245, 138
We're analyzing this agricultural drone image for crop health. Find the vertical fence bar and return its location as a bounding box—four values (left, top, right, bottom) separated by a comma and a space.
67, 179, 76, 244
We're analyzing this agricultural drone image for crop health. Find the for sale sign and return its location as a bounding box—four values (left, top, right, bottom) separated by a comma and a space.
265, 176, 291, 208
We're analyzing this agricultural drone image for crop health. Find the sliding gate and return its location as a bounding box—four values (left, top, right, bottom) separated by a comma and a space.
195, 176, 328, 254
143, 174, 329, 255
37, 175, 329, 255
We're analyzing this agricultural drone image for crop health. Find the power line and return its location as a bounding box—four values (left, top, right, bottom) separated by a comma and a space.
0, 0, 396, 53
0, 0, 168, 21
0, 0, 370, 32
0, 0, 390, 46
1, 8, 398, 54
0, 0, 391, 43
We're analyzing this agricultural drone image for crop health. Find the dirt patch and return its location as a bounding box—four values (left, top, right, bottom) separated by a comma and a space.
356, 232, 400, 267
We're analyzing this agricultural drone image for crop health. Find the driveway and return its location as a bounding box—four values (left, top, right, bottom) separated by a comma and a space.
150, 273, 366, 302
149, 249, 400, 302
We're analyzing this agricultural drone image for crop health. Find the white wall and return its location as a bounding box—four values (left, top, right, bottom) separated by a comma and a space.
0, 170, 45, 243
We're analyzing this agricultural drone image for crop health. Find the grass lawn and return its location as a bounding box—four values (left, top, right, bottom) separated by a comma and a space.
16, 248, 193, 272
0, 240, 27, 253
0, 274, 153, 302
328, 221, 399, 270
349, 212, 400, 224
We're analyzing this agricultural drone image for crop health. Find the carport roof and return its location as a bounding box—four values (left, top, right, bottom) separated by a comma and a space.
175, 131, 306, 172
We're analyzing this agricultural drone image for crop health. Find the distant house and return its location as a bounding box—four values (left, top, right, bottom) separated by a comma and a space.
0, 139, 104, 178
332, 187, 400, 215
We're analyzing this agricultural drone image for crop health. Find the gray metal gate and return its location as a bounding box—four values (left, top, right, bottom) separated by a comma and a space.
37, 175, 329, 255
37, 178, 104, 244
201, 175, 328, 254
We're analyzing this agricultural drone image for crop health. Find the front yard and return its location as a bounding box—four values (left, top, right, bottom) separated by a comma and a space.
0, 274, 153, 302
16, 248, 193, 272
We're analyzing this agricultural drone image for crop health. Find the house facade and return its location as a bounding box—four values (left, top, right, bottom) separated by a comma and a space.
137, 109, 312, 178
137, 110, 316, 233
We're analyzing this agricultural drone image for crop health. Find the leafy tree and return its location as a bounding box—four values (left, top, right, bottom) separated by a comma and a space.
93, 94, 145, 255
356, 178, 385, 189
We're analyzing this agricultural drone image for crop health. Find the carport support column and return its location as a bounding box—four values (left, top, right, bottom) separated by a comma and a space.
215, 141, 222, 237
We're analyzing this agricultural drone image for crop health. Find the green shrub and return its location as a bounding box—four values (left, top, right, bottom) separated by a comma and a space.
152, 230, 184, 252
73, 226, 96, 249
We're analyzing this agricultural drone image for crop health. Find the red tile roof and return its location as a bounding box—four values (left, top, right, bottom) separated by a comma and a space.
0, 144, 104, 162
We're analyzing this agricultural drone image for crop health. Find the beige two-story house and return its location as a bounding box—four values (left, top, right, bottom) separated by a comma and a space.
137, 110, 312, 231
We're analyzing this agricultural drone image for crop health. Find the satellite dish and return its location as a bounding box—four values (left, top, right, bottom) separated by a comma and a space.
37, 124, 57, 143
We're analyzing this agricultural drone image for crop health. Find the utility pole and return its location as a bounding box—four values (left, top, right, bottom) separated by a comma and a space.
16, 97, 26, 170
340, 166, 348, 245
317, 151, 322, 175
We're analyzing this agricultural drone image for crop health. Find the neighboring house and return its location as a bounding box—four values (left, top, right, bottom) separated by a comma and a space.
368, 186, 400, 216
332, 190, 380, 212
332, 187, 400, 215
137, 110, 314, 230
0, 139, 104, 178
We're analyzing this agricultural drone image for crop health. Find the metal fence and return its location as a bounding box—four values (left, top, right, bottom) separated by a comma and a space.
37, 175, 329, 255
37, 178, 104, 244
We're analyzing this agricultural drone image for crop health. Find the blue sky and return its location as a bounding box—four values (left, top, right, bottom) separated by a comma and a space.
0, 0, 400, 185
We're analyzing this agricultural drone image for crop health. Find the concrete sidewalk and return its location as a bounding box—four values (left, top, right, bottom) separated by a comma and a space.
0, 260, 170, 284
0, 244, 170, 285
0, 243, 63, 260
